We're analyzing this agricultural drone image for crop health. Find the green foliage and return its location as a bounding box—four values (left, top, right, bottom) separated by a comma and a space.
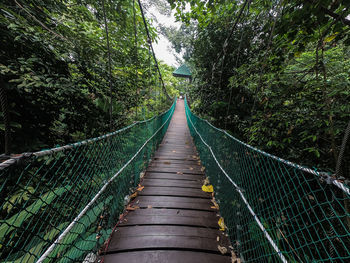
0, 0, 176, 154
167, 0, 350, 173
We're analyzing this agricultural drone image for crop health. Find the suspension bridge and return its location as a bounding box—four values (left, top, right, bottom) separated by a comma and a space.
0, 0, 350, 262
0, 97, 349, 262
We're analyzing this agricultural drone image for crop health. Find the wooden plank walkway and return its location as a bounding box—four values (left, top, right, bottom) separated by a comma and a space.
103, 100, 231, 263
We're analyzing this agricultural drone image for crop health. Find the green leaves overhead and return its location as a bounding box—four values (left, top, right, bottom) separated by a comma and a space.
166, 0, 350, 173
0, 0, 176, 154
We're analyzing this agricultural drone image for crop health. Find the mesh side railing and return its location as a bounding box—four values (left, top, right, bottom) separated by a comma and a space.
185, 97, 350, 263
0, 100, 176, 263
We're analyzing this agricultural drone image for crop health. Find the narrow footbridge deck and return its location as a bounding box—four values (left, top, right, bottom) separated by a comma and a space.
103, 100, 231, 262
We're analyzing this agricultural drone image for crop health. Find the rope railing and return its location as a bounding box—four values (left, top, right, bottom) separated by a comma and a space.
0, 100, 176, 262
185, 97, 350, 262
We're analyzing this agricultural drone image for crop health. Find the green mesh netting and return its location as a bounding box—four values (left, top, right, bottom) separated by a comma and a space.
185, 97, 350, 262
0, 100, 175, 263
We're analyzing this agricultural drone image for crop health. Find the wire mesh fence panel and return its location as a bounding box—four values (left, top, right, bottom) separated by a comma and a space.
185, 97, 350, 263
0, 100, 176, 263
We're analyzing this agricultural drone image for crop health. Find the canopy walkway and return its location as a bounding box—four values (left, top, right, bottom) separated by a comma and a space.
0, 98, 349, 263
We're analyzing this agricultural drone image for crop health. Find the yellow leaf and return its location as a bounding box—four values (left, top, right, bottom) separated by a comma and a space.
211, 198, 220, 209
137, 185, 144, 192
325, 33, 338, 43
294, 51, 302, 57
130, 192, 138, 199
218, 217, 226, 231
202, 184, 213, 193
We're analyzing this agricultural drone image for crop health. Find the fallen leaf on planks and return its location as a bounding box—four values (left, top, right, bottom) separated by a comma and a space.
203, 177, 210, 185
189, 167, 194, 170
231, 251, 241, 263
172, 150, 177, 153
177, 171, 183, 174
127, 205, 139, 211
202, 184, 213, 193
147, 205, 153, 209
137, 185, 144, 192
218, 245, 227, 254
201, 166, 205, 172
164, 161, 171, 165
218, 217, 226, 231
130, 192, 138, 199
211, 198, 219, 210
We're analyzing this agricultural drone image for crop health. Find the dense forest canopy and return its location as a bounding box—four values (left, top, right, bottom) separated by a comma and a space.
0, 0, 349, 177
0, 0, 179, 155
163, 0, 350, 176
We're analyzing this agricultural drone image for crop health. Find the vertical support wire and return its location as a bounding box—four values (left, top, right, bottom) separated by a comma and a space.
137, 0, 171, 101
0, 79, 10, 155
101, 0, 113, 131
133, 0, 139, 119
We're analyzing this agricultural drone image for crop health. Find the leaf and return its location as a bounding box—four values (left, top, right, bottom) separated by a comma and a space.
136, 185, 144, 192
0, 186, 70, 241
231, 251, 241, 263
201, 166, 205, 172
218, 217, 226, 231
217, 245, 227, 254
45, 196, 113, 260
325, 33, 338, 43
4, 222, 69, 263
126, 205, 139, 211
211, 198, 219, 209
202, 184, 213, 193
130, 192, 138, 199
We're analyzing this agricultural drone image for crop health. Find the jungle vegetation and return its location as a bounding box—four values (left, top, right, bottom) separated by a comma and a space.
164, 0, 350, 176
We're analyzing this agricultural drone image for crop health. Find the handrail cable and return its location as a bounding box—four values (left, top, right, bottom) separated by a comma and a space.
185, 97, 288, 263
36, 100, 176, 263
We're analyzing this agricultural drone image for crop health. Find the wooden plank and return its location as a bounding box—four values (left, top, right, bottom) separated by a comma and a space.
114, 225, 225, 238
134, 196, 215, 211
119, 215, 219, 228
145, 172, 203, 181
142, 179, 202, 188
128, 208, 218, 218
149, 162, 202, 170
139, 186, 210, 198
107, 235, 229, 254
103, 251, 231, 263
147, 166, 204, 175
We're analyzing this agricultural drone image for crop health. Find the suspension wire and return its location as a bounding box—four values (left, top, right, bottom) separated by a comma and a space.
101, 0, 113, 131
224, 2, 251, 130
0, 79, 10, 155
133, 0, 139, 119
336, 120, 350, 178
137, 0, 171, 101
212, 0, 251, 117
